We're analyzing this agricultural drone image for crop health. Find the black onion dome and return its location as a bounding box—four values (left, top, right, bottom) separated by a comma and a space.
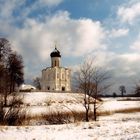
50, 47, 61, 57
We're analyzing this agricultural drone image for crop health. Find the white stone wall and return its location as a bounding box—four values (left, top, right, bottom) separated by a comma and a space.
41, 67, 71, 92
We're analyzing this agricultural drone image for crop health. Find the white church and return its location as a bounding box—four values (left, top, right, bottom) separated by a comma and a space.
41, 46, 71, 92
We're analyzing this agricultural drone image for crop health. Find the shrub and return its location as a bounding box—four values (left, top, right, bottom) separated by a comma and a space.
44, 111, 71, 124
0, 94, 26, 125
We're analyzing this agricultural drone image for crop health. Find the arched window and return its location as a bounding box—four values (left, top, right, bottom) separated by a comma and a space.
55, 60, 57, 66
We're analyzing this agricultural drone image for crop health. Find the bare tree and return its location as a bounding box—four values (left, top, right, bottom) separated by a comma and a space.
119, 85, 126, 97
33, 77, 41, 90
133, 81, 140, 97
0, 38, 24, 106
75, 59, 110, 121
0, 38, 12, 106
0, 38, 11, 87
135, 86, 140, 97
75, 61, 93, 121
7, 52, 24, 93
92, 67, 110, 121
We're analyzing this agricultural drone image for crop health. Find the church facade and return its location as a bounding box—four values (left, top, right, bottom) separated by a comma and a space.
41, 47, 71, 92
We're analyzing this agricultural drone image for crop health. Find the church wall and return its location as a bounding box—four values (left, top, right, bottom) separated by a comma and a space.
41, 67, 71, 92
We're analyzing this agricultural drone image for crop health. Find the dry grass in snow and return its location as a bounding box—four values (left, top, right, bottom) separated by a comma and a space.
21, 92, 140, 116
0, 113, 140, 140
4, 92, 140, 124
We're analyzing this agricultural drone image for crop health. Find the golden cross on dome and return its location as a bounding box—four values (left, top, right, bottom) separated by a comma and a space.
54, 40, 57, 49
54, 40, 60, 51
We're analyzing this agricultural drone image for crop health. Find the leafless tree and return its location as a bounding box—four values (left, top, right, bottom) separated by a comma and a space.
8, 52, 24, 93
119, 85, 126, 97
0, 38, 12, 105
132, 81, 140, 97
75, 59, 111, 121
0, 38, 25, 125
33, 77, 41, 90
0, 38, 24, 106
91, 67, 111, 121
0, 38, 11, 85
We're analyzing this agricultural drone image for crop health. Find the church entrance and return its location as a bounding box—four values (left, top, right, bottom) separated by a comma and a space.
62, 87, 65, 91
47, 86, 50, 90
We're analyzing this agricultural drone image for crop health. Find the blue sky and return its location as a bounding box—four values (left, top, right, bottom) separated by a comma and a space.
0, 0, 140, 94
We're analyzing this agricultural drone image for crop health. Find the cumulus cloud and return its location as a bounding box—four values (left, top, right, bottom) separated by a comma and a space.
0, 0, 64, 23
117, 2, 140, 24
10, 11, 106, 61
0, 0, 25, 20
0, 7, 106, 80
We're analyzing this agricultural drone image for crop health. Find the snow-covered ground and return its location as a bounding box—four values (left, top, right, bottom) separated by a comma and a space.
17, 92, 140, 116
0, 113, 140, 140
1, 92, 140, 140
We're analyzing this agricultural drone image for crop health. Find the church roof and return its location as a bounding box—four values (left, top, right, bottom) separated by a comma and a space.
50, 47, 61, 57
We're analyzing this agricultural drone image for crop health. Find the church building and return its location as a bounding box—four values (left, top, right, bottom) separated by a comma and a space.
41, 46, 71, 92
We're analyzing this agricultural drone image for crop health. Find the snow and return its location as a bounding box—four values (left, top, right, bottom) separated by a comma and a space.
100, 99, 140, 112
0, 113, 140, 140
19, 92, 86, 116
17, 92, 140, 117
22, 92, 84, 105
19, 84, 36, 90
1, 92, 140, 140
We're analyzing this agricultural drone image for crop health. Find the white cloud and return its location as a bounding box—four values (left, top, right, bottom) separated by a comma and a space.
74, 19, 106, 56
0, 0, 64, 23
13, 11, 106, 60
109, 28, 129, 38
0, 0, 25, 20
0, 10, 106, 80
117, 2, 140, 24
1, 8, 138, 85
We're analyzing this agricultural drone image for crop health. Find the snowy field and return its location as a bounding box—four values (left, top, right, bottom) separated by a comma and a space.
14, 92, 140, 115
0, 92, 140, 140
0, 113, 140, 140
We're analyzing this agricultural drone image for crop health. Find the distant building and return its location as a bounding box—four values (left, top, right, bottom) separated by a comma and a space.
41, 46, 71, 92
